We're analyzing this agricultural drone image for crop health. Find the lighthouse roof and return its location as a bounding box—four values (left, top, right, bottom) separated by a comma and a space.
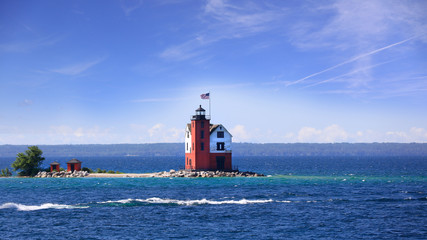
196, 105, 205, 111
50, 161, 60, 165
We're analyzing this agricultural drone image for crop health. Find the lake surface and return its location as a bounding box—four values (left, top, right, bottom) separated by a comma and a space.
0, 156, 426, 239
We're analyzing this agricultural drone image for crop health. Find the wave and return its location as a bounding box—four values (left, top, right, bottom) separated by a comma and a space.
0, 202, 88, 211
0, 198, 273, 211
3, 196, 424, 211
97, 197, 274, 206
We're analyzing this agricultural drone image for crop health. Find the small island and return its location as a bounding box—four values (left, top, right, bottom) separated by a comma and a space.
11, 106, 265, 178
6, 106, 267, 178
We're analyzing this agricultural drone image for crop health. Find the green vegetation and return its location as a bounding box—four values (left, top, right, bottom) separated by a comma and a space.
1, 167, 12, 177
80, 167, 122, 174
12, 146, 45, 176
81, 167, 93, 173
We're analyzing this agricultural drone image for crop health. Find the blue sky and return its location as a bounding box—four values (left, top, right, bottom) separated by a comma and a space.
1, 0, 426, 144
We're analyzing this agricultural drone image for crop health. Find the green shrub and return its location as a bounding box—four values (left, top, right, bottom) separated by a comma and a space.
96, 168, 107, 173
82, 167, 93, 173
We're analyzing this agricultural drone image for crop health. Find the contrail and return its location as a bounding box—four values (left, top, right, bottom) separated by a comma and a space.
301, 59, 395, 89
286, 36, 417, 87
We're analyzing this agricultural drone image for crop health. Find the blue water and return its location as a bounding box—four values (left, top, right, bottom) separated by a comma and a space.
1, 156, 426, 239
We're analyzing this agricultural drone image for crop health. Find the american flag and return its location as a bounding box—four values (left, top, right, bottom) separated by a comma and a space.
200, 93, 210, 99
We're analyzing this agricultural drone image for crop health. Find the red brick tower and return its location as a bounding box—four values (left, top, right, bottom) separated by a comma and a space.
185, 105, 210, 170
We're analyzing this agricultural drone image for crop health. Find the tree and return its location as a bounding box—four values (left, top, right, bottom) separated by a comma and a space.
12, 146, 45, 176
0, 168, 12, 177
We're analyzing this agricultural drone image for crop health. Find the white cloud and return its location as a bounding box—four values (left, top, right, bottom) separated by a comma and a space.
120, 0, 144, 16
0, 35, 62, 52
230, 124, 251, 142
292, 0, 427, 50
131, 97, 184, 103
280, 0, 427, 98
160, 0, 285, 61
146, 123, 183, 142
297, 124, 349, 143
51, 57, 106, 75
204, 0, 284, 36
48, 125, 113, 144
284, 36, 415, 87
292, 126, 427, 143
148, 123, 164, 137
384, 127, 427, 142
19, 99, 34, 106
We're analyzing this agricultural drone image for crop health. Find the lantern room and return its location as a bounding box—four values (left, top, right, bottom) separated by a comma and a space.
192, 105, 208, 120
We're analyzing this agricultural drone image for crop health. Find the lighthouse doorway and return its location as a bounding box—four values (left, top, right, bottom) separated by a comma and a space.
216, 156, 225, 170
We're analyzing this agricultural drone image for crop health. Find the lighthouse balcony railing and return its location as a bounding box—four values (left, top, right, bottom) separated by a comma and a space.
191, 115, 211, 120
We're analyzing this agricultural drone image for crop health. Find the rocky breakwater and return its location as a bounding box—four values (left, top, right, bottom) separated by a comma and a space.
153, 169, 264, 178
34, 170, 89, 178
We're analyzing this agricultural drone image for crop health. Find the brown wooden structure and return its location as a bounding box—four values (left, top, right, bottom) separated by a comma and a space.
67, 158, 82, 172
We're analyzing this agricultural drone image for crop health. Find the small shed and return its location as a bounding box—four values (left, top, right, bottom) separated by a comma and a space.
67, 158, 82, 172
50, 161, 60, 172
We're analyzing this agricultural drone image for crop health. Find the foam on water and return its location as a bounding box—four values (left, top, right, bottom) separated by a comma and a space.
0, 202, 87, 211
99, 197, 274, 205
3, 195, 424, 212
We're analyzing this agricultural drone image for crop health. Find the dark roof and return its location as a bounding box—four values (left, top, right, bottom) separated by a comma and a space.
67, 158, 81, 164
210, 124, 220, 133
50, 161, 60, 165
196, 105, 205, 112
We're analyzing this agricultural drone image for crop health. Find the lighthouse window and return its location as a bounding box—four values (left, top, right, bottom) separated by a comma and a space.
201, 130, 204, 139
186, 143, 188, 151
201, 122, 204, 128
217, 131, 224, 138
201, 142, 204, 151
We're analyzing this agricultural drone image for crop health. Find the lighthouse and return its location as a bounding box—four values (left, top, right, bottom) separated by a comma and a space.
185, 105, 232, 171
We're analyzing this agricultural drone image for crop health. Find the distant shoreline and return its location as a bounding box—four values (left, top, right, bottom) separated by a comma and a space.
1, 143, 426, 157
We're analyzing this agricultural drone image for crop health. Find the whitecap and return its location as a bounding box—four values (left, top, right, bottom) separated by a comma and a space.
0, 202, 86, 211
100, 197, 274, 206
97, 198, 134, 204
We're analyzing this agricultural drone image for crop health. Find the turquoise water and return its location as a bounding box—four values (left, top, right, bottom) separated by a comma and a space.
0, 156, 426, 239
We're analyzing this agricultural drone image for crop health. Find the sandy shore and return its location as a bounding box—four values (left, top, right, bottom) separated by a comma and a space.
87, 173, 154, 178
